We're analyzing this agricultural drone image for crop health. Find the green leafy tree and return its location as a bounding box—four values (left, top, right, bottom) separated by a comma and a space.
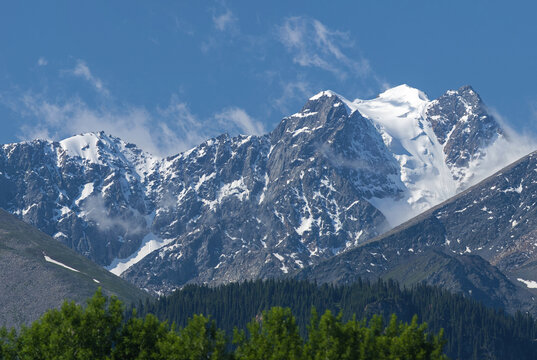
0, 326, 18, 360
158, 314, 228, 360
1, 289, 450, 360
112, 312, 169, 360
234, 307, 303, 360
16, 288, 123, 360
305, 309, 349, 360
387, 315, 447, 360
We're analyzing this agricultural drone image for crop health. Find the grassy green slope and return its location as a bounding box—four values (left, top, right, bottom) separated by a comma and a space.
0, 209, 149, 328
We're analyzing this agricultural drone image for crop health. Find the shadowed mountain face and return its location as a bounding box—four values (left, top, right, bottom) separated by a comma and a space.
427, 85, 503, 173
0, 85, 510, 294
298, 151, 537, 316
0, 209, 147, 328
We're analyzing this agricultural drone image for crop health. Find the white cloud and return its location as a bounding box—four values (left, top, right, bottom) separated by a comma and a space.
215, 107, 265, 136
13, 92, 210, 157
212, 8, 237, 32
6, 57, 268, 157
463, 106, 537, 187
467, 130, 536, 187
277, 16, 373, 81
9, 89, 264, 157
37, 57, 48, 67
83, 195, 145, 233
155, 96, 213, 152
4, 59, 226, 156
69, 60, 109, 96
273, 80, 312, 113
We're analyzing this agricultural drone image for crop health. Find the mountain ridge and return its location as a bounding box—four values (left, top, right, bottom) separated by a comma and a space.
0, 208, 147, 328
296, 149, 537, 316
0, 84, 521, 294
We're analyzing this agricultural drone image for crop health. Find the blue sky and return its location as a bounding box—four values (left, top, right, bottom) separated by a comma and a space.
1, 1, 537, 156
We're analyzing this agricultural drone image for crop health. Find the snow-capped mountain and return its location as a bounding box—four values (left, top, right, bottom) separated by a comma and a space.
298, 150, 537, 316
0, 85, 514, 293
332, 85, 505, 223
0, 132, 156, 265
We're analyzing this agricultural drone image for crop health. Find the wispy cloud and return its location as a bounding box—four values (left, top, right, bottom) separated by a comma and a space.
82, 195, 145, 233
172, 14, 195, 36
215, 107, 265, 136
467, 106, 537, 187
155, 95, 213, 152
12, 92, 214, 157
201, 6, 239, 52
69, 60, 109, 96
5, 58, 264, 157
37, 57, 48, 67
212, 8, 237, 32
277, 16, 377, 82
273, 80, 312, 113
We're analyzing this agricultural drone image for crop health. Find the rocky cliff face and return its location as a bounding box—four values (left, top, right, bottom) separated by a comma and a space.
426, 85, 504, 184
0, 85, 510, 294
298, 151, 537, 316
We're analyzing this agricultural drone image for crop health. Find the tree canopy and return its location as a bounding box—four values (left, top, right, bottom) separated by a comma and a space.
0, 289, 447, 359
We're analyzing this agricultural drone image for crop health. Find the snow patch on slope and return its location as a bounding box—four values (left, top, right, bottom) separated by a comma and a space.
60, 133, 103, 164
60, 132, 160, 181
331, 85, 460, 225
309, 90, 336, 101
106, 232, 174, 276
75, 183, 94, 205
518, 278, 537, 289
44, 254, 80, 273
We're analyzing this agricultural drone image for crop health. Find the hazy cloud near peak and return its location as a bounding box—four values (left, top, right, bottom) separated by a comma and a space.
7, 83, 264, 158
464, 106, 537, 188
278, 16, 371, 80
273, 80, 313, 113
11, 91, 222, 157
68, 60, 109, 96
276, 16, 390, 93
15, 93, 174, 156
214, 107, 265, 136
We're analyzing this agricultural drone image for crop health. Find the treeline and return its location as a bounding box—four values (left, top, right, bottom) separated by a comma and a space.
135, 279, 537, 360
0, 289, 447, 359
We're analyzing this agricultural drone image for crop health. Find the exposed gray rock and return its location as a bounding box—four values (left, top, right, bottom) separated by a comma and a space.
298, 151, 537, 315
426, 85, 504, 180
0, 85, 508, 295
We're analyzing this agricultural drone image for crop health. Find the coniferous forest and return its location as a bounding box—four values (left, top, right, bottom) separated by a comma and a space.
135, 279, 537, 360
0, 288, 447, 359
2, 279, 537, 359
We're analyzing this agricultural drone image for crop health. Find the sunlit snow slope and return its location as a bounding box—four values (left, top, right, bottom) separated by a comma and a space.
327, 84, 522, 225
0, 84, 526, 294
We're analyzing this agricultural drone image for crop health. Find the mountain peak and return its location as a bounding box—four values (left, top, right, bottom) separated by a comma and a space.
458, 84, 475, 93
377, 84, 429, 103
0, 84, 515, 295
59, 132, 108, 164
58, 132, 154, 171
308, 90, 339, 101
443, 85, 481, 101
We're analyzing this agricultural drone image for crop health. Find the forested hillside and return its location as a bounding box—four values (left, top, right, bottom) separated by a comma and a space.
136, 279, 537, 360
0, 289, 447, 359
